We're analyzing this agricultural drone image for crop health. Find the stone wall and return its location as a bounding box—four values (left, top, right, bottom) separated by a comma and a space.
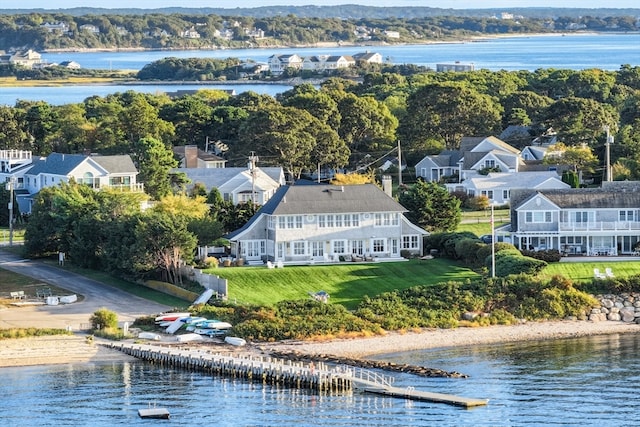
589, 293, 640, 323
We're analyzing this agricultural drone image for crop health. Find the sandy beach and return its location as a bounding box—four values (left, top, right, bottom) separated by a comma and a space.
2, 320, 638, 368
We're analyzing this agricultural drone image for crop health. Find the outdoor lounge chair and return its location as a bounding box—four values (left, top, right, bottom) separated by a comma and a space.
593, 268, 606, 279
605, 268, 615, 278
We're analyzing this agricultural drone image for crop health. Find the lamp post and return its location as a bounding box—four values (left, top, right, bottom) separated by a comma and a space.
603, 125, 614, 182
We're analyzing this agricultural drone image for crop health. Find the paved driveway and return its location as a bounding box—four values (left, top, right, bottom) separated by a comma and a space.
0, 250, 172, 330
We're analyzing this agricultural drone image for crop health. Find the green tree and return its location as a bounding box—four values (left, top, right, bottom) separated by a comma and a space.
133, 210, 197, 285
398, 180, 461, 232
132, 137, 178, 200
399, 82, 503, 150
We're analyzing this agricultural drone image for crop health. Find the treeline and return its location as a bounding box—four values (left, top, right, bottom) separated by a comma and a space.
1, 66, 639, 185
0, 11, 638, 52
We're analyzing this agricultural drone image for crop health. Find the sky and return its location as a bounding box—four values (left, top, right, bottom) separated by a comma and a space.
3, 1, 640, 10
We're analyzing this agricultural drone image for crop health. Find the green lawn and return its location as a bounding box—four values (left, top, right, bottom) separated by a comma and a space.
540, 260, 640, 283
209, 258, 480, 310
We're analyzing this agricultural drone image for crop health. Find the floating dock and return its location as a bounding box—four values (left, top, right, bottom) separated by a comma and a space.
107, 342, 487, 407
138, 407, 170, 419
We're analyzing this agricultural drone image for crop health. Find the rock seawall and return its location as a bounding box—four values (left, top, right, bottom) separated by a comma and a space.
589, 293, 640, 323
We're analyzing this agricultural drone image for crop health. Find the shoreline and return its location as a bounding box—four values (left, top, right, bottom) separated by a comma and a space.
2, 320, 638, 368
42, 31, 626, 54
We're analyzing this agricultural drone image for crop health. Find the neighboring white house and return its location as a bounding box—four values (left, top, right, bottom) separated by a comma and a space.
225, 183, 428, 265
446, 171, 570, 205
510, 182, 640, 256
267, 54, 303, 75
0, 151, 142, 214
415, 136, 522, 183
352, 51, 384, 64
175, 165, 285, 206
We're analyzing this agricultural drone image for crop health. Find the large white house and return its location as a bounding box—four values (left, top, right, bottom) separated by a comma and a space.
0, 151, 142, 214
510, 182, 640, 256
225, 183, 428, 265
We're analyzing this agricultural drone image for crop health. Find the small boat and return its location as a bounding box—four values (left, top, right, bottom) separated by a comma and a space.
165, 318, 187, 334
193, 320, 233, 330
155, 312, 191, 322
138, 332, 161, 341
193, 328, 227, 337
176, 333, 204, 342
224, 336, 247, 346
191, 288, 214, 305
59, 294, 77, 304
138, 407, 170, 419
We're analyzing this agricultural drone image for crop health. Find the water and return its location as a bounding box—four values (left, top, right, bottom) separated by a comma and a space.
40, 33, 640, 72
2, 332, 639, 426
0, 32, 637, 106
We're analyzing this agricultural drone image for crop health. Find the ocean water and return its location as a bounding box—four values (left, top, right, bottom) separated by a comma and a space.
0, 33, 637, 106
2, 332, 639, 426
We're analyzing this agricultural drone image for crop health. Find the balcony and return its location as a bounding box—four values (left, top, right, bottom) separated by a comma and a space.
559, 221, 640, 232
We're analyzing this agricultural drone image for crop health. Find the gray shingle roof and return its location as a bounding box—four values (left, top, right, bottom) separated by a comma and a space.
263, 184, 407, 215
91, 155, 137, 174
27, 153, 87, 175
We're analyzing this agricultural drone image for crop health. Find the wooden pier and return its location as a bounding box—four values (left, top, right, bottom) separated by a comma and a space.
107, 342, 488, 407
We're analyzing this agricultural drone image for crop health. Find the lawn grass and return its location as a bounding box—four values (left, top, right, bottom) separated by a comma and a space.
540, 260, 640, 283
209, 258, 480, 310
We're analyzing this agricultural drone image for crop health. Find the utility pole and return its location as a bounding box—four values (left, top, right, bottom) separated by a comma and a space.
491, 203, 495, 278
249, 152, 258, 203
603, 126, 614, 182
397, 140, 402, 187
6, 176, 15, 246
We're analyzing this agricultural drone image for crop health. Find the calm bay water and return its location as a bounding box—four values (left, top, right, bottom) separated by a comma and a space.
0, 32, 638, 106
2, 333, 639, 426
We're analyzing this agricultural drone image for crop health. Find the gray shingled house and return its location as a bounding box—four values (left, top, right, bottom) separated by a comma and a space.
225, 183, 428, 265
510, 182, 640, 256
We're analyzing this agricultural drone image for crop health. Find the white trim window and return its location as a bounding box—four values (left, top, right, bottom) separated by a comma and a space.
372, 238, 386, 253
311, 241, 324, 257
332, 240, 347, 254
278, 215, 303, 229
402, 235, 420, 250
292, 241, 306, 256
374, 213, 398, 227
525, 211, 552, 223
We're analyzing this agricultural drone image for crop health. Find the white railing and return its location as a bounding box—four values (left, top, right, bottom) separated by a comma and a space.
559, 221, 640, 232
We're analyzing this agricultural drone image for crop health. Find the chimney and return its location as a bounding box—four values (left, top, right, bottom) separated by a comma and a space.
184, 145, 198, 168
382, 175, 392, 197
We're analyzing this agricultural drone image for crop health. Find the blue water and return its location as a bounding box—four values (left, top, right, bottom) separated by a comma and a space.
0, 33, 637, 106
2, 332, 640, 426
40, 33, 640, 72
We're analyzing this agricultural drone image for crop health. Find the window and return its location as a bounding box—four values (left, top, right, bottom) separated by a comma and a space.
503, 190, 509, 200
485, 159, 496, 168
481, 190, 494, 199
574, 212, 589, 223
278, 217, 286, 229
372, 238, 385, 253
620, 210, 639, 222
335, 215, 343, 227
350, 240, 364, 255
268, 216, 276, 229
311, 242, 324, 257
525, 211, 552, 223
332, 240, 346, 254
292, 241, 306, 256
326, 215, 334, 227
318, 215, 326, 228
402, 235, 419, 249
375, 213, 398, 226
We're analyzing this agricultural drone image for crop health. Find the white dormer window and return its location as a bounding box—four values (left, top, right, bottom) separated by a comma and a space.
485, 160, 496, 168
